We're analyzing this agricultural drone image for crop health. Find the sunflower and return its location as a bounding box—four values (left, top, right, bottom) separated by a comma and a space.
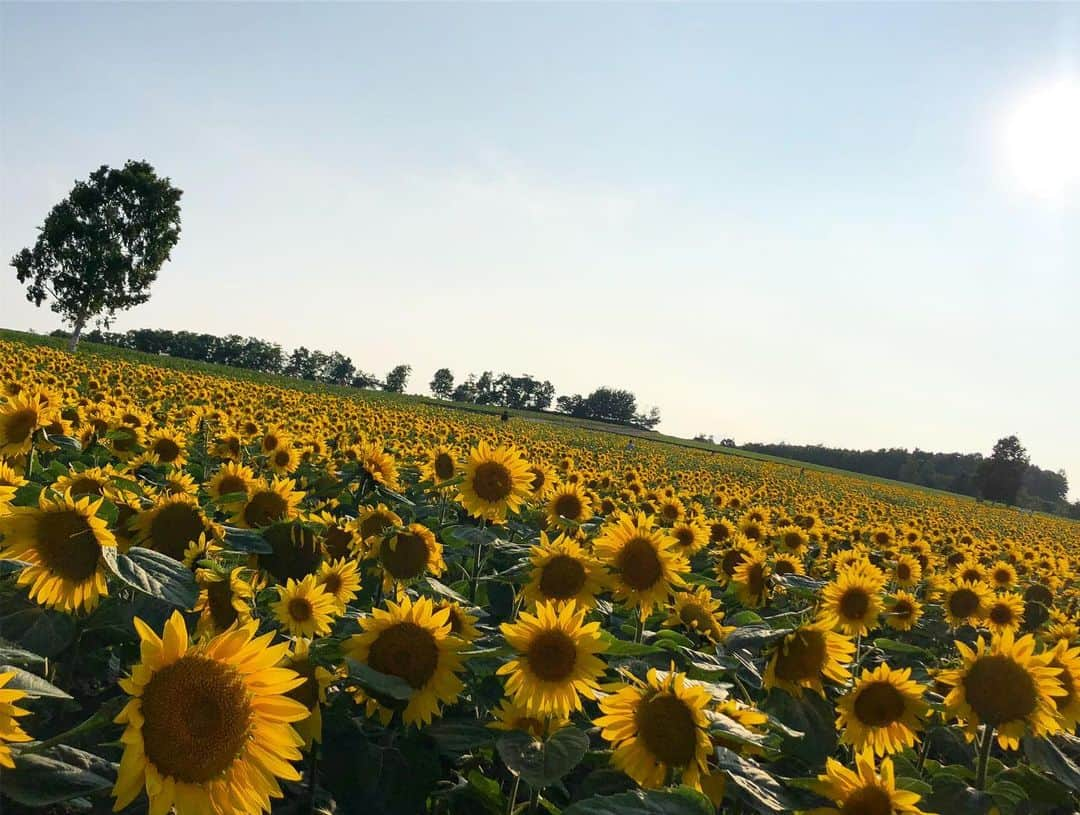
421, 445, 458, 487
595, 668, 712, 791
663, 585, 732, 642
836, 664, 929, 756
132, 494, 220, 562
527, 461, 557, 499
772, 552, 805, 578
51, 465, 117, 500
656, 495, 686, 525
207, 461, 257, 507
280, 638, 335, 749
716, 534, 761, 587
732, 548, 771, 608
813, 750, 927, 815
820, 564, 886, 637
985, 591, 1025, 636
0, 459, 28, 516
764, 620, 855, 697
194, 567, 254, 637
1046, 638, 1080, 731
233, 477, 304, 528
355, 503, 403, 551
490, 697, 568, 739
939, 630, 1064, 749
372, 523, 446, 590
892, 554, 923, 588
267, 444, 298, 475
0, 388, 57, 457
498, 600, 607, 718
884, 591, 923, 632
0, 491, 116, 613
104, 423, 145, 461
942, 579, 991, 628
523, 531, 606, 610
112, 611, 308, 815
989, 560, 1018, 591
593, 512, 687, 617
345, 594, 465, 726
775, 524, 810, 556
545, 482, 594, 532
355, 439, 401, 492
434, 599, 481, 644
669, 519, 709, 557
316, 557, 361, 611
146, 427, 188, 468
0, 670, 32, 768
457, 441, 533, 523
272, 575, 338, 638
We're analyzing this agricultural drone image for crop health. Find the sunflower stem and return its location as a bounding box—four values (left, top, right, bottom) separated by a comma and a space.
915, 733, 931, 773
469, 520, 486, 603
506, 773, 521, 815
634, 612, 644, 644
976, 724, 995, 790
307, 746, 320, 813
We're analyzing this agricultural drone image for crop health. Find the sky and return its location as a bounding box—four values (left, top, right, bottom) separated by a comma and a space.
1, 3, 1078, 498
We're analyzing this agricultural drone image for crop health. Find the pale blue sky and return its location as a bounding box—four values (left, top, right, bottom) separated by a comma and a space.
1, 3, 1077, 497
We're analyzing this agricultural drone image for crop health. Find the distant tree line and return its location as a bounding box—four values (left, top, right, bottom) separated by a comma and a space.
739, 435, 1078, 519
48, 327, 411, 392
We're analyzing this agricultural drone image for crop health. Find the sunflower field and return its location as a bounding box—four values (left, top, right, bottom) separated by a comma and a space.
1, 337, 1079, 815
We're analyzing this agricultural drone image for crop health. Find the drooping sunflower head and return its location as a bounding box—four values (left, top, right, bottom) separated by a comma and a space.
489, 697, 568, 740
836, 663, 929, 756
664, 585, 732, 642
0, 490, 116, 614
524, 530, 605, 608
497, 600, 608, 718
355, 440, 401, 492
194, 566, 253, 637
545, 482, 594, 532
764, 620, 855, 697
112, 611, 309, 815
939, 630, 1065, 749
346, 594, 465, 727
593, 511, 688, 616
595, 668, 713, 792
457, 441, 533, 523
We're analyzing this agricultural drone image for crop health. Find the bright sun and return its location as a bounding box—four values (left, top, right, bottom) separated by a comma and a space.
1002, 79, 1080, 199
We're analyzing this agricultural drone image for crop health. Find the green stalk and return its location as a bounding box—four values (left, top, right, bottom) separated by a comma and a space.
975, 724, 995, 790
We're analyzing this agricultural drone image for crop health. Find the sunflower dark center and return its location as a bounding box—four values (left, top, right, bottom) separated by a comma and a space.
839, 588, 871, 621
774, 629, 827, 682
216, 475, 248, 497
68, 477, 104, 497
140, 655, 252, 783
36, 509, 101, 581
774, 559, 796, 576
948, 588, 980, 620
368, 621, 439, 689
207, 578, 239, 631
538, 554, 587, 600
989, 603, 1015, 626
674, 528, 695, 548
962, 654, 1038, 726
721, 548, 748, 578
529, 467, 546, 492
153, 438, 181, 462
553, 493, 583, 521
380, 533, 430, 580
897, 563, 911, 581
148, 503, 206, 561
323, 526, 353, 559
853, 681, 907, 727
288, 597, 313, 622
617, 536, 664, 591
472, 461, 512, 502
274, 450, 291, 467
679, 604, 717, 635
709, 523, 730, 544
244, 490, 288, 527
359, 512, 394, 540
635, 692, 698, 767
434, 453, 455, 481
5, 408, 38, 443
839, 785, 893, 815
526, 630, 577, 682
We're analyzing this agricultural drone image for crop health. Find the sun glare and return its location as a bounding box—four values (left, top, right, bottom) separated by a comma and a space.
1002, 79, 1080, 200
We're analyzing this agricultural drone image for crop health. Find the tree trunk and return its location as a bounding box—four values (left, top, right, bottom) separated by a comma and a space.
67, 316, 86, 352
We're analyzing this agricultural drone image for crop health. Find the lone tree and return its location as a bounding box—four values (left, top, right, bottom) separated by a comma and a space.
977, 435, 1030, 505
11, 160, 183, 351
430, 368, 455, 399
384, 364, 411, 394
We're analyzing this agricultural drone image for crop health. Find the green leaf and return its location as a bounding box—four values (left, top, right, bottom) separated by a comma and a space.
712, 745, 795, 813
426, 576, 470, 605
0, 640, 46, 670
873, 638, 931, 657
598, 631, 664, 656
100, 546, 198, 608
222, 526, 273, 554
47, 435, 82, 452
426, 716, 495, 757
496, 726, 589, 789
346, 658, 414, 701
1022, 736, 1080, 793
728, 610, 763, 626
725, 624, 792, 653
12, 483, 43, 507
988, 779, 1028, 811
707, 711, 769, 751
563, 787, 714, 815
771, 573, 825, 592
762, 690, 836, 769
0, 607, 77, 658
0, 664, 72, 698
2, 748, 114, 806
924, 773, 994, 815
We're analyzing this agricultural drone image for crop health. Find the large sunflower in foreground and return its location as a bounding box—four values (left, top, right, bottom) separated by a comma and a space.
836, 664, 929, 756
498, 600, 607, 718
0, 670, 32, 768
0, 491, 116, 613
346, 595, 465, 727
813, 750, 927, 815
595, 668, 712, 791
523, 531, 606, 610
456, 441, 533, 523
0, 388, 57, 458
112, 612, 308, 815
764, 620, 855, 697
592, 512, 687, 616
938, 630, 1064, 749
